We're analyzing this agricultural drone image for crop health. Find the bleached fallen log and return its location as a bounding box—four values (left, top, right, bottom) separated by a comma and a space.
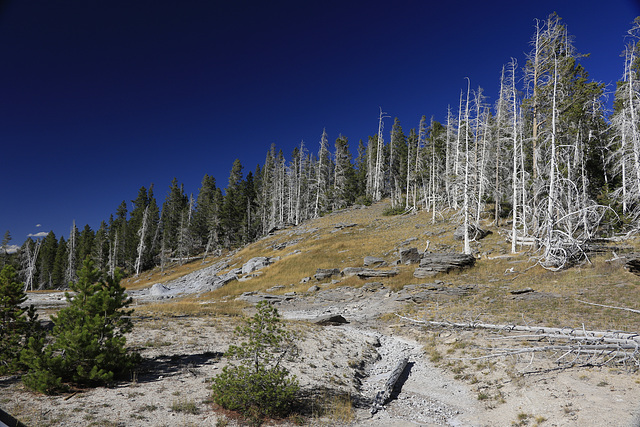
395, 314, 640, 341
577, 299, 640, 315
396, 314, 640, 368
371, 357, 408, 414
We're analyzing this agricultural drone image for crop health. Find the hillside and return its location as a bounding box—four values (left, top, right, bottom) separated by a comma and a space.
5, 200, 640, 426
124, 200, 640, 333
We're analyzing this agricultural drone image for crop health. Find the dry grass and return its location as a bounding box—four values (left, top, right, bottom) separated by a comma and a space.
117, 199, 640, 334
133, 299, 248, 317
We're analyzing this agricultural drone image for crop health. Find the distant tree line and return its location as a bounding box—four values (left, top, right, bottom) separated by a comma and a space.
4, 13, 640, 285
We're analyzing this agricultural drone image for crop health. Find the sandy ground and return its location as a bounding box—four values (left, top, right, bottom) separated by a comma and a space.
2, 284, 640, 426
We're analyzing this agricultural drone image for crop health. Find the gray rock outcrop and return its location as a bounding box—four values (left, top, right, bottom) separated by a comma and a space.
315, 268, 341, 281
414, 253, 476, 277
241, 257, 273, 275
453, 224, 491, 241
399, 247, 420, 264
364, 256, 386, 267
356, 269, 398, 279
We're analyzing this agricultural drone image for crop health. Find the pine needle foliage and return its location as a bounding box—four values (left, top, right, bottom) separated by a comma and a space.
22, 258, 139, 394
0, 265, 39, 375
211, 301, 299, 423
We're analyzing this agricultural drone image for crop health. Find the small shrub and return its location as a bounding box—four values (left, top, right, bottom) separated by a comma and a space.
211, 302, 299, 423
382, 204, 406, 216
170, 398, 199, 414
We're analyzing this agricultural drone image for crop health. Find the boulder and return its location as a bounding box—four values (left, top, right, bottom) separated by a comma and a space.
417, 253, 476, 274
313, 314, 349, 326
453, 224, 491, 241
399, 247, 420, 264
241, 257, 273, 275
361, 282, 385, 292
236, 292, 293, 304
342, 267, 367, 277
510, 287, 534, 295
314, 268, 341, 281
413, 268, 439, 279
150, 283, 171, 296
356, 269, 398, 279
364, 256, 386, 267
626, 255, 640, 276
334, 222, 358, 229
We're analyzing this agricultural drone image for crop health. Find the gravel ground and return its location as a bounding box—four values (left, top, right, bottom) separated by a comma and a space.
4, 280, 640, 426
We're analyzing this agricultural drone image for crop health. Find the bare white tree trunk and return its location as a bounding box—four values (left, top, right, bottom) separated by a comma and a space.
543, 56, 559, 262
463, 78, 472, 255
23, 239, 41, 292
445, 107, 454, 208
373, 108, 387, 201
475, 109, 489, 223
453, 92, 464, 210
134, 206, 149, 277
66, 220, 77, 285
108, 234, 118, 278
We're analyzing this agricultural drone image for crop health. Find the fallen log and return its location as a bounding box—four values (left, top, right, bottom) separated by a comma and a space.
371, 357, 409, 414
395, 314, 640, 341
396, 314, 640, 368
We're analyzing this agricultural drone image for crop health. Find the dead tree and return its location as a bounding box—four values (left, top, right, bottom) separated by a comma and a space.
134, 205, 149, 277
23, 238, 41, 292
371, 357, 409, 414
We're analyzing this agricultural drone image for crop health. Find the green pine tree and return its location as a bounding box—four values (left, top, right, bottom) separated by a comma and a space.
211, 301, 298, 421
22, 258, 139, 393
0, 265, 39, 375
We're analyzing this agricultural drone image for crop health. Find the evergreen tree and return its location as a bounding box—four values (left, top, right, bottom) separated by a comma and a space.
0, 265, 39, 375
161, 178, 188, 253
389, 117, 408, 207
1, 230, 11, 269
92, 221, 109, 272
221, 159, 246, 247
333, 135, 354, 209
192, 174, 219, 249
22, 258, 139, 394
52, 237, 67, 288
243, 170, 260, 242
77, 225, 94, 266
38, 231, 58, 289
211, 302, 299, 421
354, 139, 368, 200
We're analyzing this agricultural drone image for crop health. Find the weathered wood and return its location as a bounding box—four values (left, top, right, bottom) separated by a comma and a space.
395, 314, 640, 341
396, 314, 640, 368
577, 299, 640, 314
371, 357, 409, 414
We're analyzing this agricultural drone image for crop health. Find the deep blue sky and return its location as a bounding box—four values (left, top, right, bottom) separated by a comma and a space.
2, 0, 639, 248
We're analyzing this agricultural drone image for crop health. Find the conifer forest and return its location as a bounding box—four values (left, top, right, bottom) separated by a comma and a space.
4, 14, 640, 288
